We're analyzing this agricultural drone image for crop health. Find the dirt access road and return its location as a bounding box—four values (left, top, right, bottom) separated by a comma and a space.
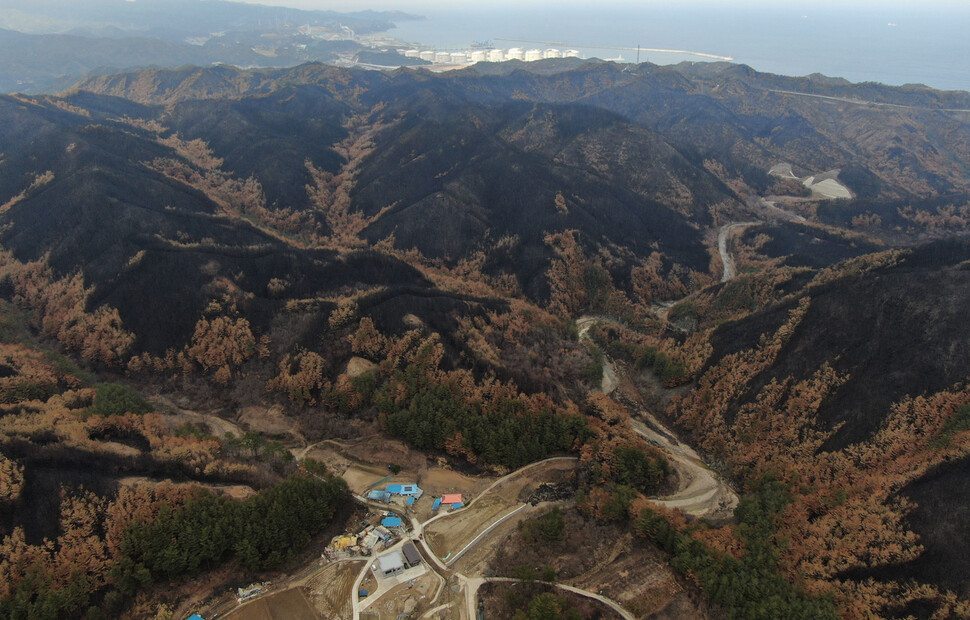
717, 222, 757, 283
577, 316, 738, 521
631, 417, 737, 521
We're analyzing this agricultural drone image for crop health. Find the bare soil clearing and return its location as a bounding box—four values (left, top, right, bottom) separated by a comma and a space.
306, 560, 363, 620
238, 404, 299, 439
116, 475, 255, 499
223, 588, 319, 620
364, 572, 441, 619
153, 394, 244, 438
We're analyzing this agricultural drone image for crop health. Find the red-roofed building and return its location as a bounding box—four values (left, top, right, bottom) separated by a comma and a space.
441, 493, 463, 505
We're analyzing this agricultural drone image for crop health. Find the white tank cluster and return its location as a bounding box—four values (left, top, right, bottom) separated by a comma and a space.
397, 46, 583, 66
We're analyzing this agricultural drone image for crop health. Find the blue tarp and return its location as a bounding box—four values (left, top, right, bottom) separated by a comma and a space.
382, 516, 403, 528
406, 497, 415, 505
431, 498, 442, 511
188, 615, 205, 620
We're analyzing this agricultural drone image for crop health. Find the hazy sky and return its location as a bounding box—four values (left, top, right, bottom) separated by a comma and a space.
227, 0, 966, 10
228, 0, 967, 9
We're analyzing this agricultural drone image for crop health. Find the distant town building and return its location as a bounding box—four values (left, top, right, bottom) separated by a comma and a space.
525, 49, 543, 61
435, 52, 451, 63
419, 50, 435, 62
544, 48, 562, 59
488, 49, 505, 62
404, 49, 420, 58
450, 52, 467, 64
470, 50, 487, 62
564, 50, 580, 58
507, 47, 524, 60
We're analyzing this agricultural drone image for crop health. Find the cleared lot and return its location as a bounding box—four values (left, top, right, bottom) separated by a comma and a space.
223, 588, 318, 620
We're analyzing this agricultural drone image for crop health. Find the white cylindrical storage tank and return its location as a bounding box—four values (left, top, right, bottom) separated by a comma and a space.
507, 47, 524, 60
470, 50, 487, 62
488, 49, 505, 62
419, 50, 435, 62
404, 49, 420, 58
434, 51, 451, 63
524, 49, 543, 61
544, 48, 562, 59
450, 52, 467, 64
564, 49, 580, 58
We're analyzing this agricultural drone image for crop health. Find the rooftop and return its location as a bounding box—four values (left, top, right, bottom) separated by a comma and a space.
377, 551, 405, 573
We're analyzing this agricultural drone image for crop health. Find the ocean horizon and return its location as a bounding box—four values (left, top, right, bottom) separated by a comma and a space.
388, 4, 970, 92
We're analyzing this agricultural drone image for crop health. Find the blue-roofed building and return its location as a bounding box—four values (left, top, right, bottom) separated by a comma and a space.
431, 497, 442, 511
367, 490, 392, 502
385, 484, 424, 498
406, 496, 416, 506
451, 502, 463, 510
188, 615, 205, 620
382, 516, 403, 528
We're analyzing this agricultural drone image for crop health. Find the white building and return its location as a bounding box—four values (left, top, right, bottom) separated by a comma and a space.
450, 52, 468, 64
376, 551, 405, 576
404, 49, 420, 58
470, 50, 487, 63
564, 49, 580, 58
524, 49, 543, 61
507, 47, 524, 60
487, 49, 505, 62
434, 51, 451, 63
544, 48, 562, 59
419, 50, 435, 62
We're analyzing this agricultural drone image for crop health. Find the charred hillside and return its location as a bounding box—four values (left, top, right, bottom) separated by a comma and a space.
703, 239, 970, 450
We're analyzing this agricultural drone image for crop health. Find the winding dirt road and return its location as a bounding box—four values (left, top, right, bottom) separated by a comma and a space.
577, 316, 738, 521
718, 221, 758, 283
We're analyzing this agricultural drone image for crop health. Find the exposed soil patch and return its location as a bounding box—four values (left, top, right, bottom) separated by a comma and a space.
363, 571, 441, 619
306, 560, 363, 620
223, 587, 319, 620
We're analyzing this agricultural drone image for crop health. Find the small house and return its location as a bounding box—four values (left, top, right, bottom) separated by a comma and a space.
377, 551, 405, 576
441, 493, 463, 508
402, 542, 422, 567
374, 526, 393, 541
367, 490, 392, 502
381, 516, 403, 528
431, 498, 442, 511
386, 483, 424, 498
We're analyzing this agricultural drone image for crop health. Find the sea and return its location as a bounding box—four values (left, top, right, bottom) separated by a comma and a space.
386, 3, 970, 93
